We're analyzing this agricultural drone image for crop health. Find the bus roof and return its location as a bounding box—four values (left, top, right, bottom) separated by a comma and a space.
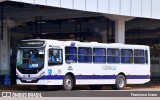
20, 39, 149, 49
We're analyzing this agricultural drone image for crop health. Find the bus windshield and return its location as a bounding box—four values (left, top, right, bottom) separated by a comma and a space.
16, 49, 44, 69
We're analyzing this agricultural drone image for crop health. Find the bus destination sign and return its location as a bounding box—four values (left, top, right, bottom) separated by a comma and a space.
19, 41, 45, 47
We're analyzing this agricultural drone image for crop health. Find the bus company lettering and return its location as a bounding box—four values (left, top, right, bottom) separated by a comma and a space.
103, 65, 116, 70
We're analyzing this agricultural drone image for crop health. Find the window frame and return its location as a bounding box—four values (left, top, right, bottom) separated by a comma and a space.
121, 49, 133, 64
48, 48, 63, 66
78, 47, 92, 63
65, 46, 77, 63
134, 49, 145, 64
93, 48, 106, 63
107, 48, 120, 63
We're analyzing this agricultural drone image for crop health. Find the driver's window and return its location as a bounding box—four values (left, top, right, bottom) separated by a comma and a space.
48, 49, 63, 66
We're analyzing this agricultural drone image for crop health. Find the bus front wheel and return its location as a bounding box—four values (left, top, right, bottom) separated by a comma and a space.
111, 75, 126, 90
63, 75, 73, 91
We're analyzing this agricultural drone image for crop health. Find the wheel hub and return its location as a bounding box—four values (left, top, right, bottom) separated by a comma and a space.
65, 79, 71, 88
118, 78, 124, 88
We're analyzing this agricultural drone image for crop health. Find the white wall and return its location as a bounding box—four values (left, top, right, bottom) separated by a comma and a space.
142, 0, 152, 18
97, 0, 109, 13
73, 0, 85, 10
152, 0, 160, 19
35, 0, 46, 5
120, 0, 131, 16
131, 0, 142, 17
21, 0, 34, 4
47, 0, 60, 7
86, 0, 97, 12
61, 0, 73, 9
109, 0, 120, 14
7, 0, 160, 20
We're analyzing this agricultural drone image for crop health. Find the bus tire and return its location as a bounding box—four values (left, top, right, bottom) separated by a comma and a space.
111, 75, 126, 90
63, 75, 73, 91
89, 85, 102, 90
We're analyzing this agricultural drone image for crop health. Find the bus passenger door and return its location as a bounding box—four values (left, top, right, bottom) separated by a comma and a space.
47, 48, 63, 85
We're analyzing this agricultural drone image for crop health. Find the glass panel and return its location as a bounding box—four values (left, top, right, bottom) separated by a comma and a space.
93, 56, 106, 63
16, 49, 44, 68
121, 57, 133, 63
121, 49, 133, 56
65, 47, 77, 54
107, 56, 120, 63
48, 49, 63, 65
65, 47, 77, 63
134, 57, 145, 64
134, 49, 145, 64
93, 48, 106, 55
107, 48, 120, 56
78, 47, 92, 55
134, 50, 144, 56
78, 47, 92, 63
78, 56, 92, 63
65, 55, 77, 63
107, 48, 120, 63
121, 49, 133, 64
93, 48, 106, 63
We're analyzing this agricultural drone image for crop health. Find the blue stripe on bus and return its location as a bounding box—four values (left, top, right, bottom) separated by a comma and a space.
16, 75, 150, 80
40, 75, 64, 80
75, 75, 116, 79
126, 75, 150, 79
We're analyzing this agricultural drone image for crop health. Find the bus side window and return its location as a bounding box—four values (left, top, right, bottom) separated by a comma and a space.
107, 48, 120, 63
78, 47, 92, 63
121, 49, 133, 64
134, 49, 145, 64
93, 48, 106, 63
48, 49, 63, 66
49, 53, 55, 62
65, 47, 77, 63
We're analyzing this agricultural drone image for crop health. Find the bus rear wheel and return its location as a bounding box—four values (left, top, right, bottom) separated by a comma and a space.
111, 75, 126, 90
63, 75, 73, 91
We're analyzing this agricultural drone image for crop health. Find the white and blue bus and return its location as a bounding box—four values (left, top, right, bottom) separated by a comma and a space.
16, 39, 150, 90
